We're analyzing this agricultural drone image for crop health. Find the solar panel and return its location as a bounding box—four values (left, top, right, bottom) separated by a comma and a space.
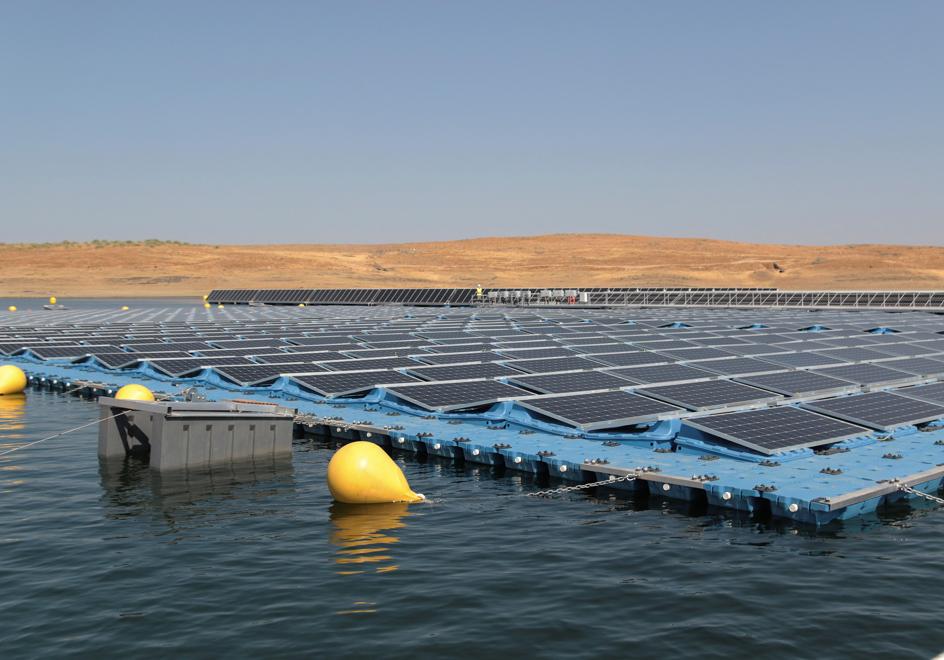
585, 351, 671, 367
894, 382, 944, 406
319, 356, 421, 371
759, 352, 849, 369
690, 357, 786, 377
405, 362, 521, 382
868, 342, 944, 358
721, 344, 793, 357
814, 347, 900, 363
564, 343, 628, 354
75, 352, 142, 369
192, 347, 275, 357
416, 331, 478, 340
498, 347, 576, 360
254, 351, 344, 363
735, 370, 859, 398
285, 335, 356, 346
654, 347, 737, 362
694, 336, 751, 347
816, 336, 884, 349
559, 336, 617, 345
508, 370, 634, 394
503, 356, 602, 374
803, 392, 944, 430
871, 357, 944, 378
283, 344, 358, 353
350, 333, 416, 343
416, 351, 505, 365
815, 363, 921, 388
686, 407, 870, 455
124, 341, 213, 353
630, 339, 697, 350
147, 356, 253, 377
342, 348, 414, 359
292, 370, 421, 398
120, 349, 192, 360
606, 363, 714, 385
211, 363, 307, 386
771, 340, 837, 351
28, 345, 119, 359
635, 380, 783, 411
210, 339, 285, 349
517, 390, 684, 431
420, 342, 493, 353
385, 380, 530, 412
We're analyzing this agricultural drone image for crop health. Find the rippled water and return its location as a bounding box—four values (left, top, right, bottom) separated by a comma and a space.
2, 392, 944, 658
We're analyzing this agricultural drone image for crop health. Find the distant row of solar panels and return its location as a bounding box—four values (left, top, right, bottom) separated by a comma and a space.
206, 288, 944, 308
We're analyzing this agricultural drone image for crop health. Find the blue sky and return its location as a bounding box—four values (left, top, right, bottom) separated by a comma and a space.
1, 1, 941, 245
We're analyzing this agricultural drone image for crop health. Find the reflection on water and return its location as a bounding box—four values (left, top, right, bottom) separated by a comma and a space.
0, 395, 29, 490
329, 501, 413, 577
99, 457, 296, 539
0, 394, 27, 438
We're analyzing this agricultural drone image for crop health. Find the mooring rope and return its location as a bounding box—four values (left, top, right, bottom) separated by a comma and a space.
0, 386, 184, 458
0, 410, 131, 457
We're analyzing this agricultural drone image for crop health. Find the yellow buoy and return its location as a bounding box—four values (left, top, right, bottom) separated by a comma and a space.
203, 302, 211, 309
114, 383, 155, 402
0, 365, 27, 395
327, 441, 424, 504
120, 305, 129, 311
49, 296, 57, 305
203, 294, 209, 301
298, 303, 306, 307
217, 304, 224, 309
7, 305, 16, 312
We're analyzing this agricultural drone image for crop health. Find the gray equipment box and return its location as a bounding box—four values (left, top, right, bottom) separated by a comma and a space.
98, 397, 295, 471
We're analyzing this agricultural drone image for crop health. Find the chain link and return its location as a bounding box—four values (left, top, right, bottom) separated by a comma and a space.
527, 473, 637, 497
898, 483, 944, 505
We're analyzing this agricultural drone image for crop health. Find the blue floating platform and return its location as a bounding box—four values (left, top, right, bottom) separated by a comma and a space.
15, 356, 944, 526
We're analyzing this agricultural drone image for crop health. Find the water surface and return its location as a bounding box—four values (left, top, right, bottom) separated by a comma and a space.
2, 392, 943, 659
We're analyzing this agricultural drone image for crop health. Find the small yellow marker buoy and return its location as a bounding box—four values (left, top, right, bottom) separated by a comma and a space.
114, 383, 155, 402
203, 302, 211, 309
49, 296, 57, 305
203, 294, 209, 301
0, 365, 27, 395
327, 441, 424, 504
298, 303, 306, 307
7, 305, 16, 312
217, 304, 224, 309
120, 305, 130, 311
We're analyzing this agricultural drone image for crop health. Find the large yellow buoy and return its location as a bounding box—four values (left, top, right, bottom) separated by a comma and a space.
114, 383, 155, 402
327, 441, 424, 504
0, 365, 27, 395
49, 296, 57, 305
7, 305, 15, 312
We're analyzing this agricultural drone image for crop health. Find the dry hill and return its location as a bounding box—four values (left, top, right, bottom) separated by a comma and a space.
2, 234, 943, 298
